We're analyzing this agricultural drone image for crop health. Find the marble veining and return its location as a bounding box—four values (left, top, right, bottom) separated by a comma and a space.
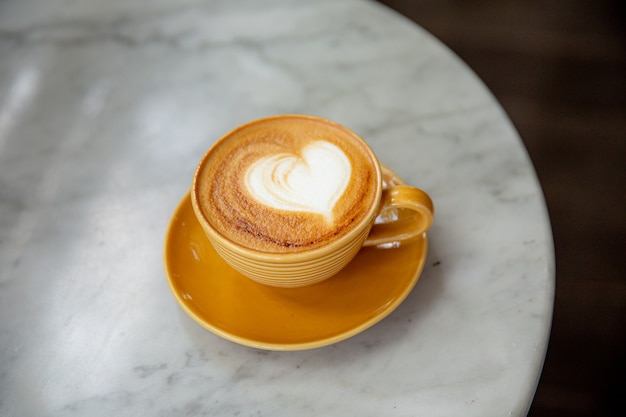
0, 0, 554, 416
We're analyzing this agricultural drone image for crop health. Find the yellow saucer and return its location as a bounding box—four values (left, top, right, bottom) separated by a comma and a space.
164, 192, 428, 351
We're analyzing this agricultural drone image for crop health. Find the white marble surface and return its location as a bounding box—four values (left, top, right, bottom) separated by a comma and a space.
0, 0, 554, 415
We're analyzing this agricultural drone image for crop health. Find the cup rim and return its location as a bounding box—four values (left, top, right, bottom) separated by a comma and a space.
191, 114, 383, 263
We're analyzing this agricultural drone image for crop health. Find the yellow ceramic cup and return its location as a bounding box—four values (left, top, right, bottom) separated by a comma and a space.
191, 115, 434, 288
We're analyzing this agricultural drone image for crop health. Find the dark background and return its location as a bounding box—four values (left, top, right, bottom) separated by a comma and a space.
375, 1, 625, 416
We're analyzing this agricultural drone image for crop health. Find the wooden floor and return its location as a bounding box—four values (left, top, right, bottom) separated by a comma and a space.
375, 1, 625, 416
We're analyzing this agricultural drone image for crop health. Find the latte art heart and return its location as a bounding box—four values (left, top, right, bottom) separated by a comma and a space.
245, 141, 351, 221
196, 115, 379, 253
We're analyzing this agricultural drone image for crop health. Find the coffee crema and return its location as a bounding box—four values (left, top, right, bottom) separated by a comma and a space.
194, 116, 379, 253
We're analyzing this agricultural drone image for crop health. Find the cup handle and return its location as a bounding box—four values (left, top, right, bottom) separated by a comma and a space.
363, 185, 434, 247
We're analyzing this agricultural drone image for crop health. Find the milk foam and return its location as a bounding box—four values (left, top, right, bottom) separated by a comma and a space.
245, 140, 351, 222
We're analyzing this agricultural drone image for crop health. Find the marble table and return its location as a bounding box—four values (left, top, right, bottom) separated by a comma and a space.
0, 0, 555, 415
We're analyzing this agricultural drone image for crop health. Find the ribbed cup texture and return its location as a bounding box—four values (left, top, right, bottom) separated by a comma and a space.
206, 223, 372, 288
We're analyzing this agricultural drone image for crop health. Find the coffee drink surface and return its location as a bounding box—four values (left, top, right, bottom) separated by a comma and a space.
194, 116, 379, 253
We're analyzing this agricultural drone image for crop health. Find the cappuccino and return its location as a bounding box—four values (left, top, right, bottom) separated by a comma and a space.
193, 115, 379, 253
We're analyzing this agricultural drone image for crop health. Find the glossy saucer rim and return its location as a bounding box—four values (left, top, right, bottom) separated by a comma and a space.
164, 184, 428, 351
